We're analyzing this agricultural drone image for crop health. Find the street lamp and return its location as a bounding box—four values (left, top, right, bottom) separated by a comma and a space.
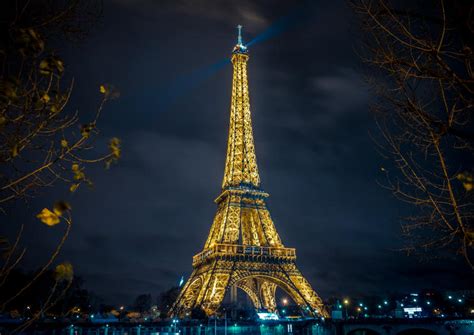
343, 299, 349, 320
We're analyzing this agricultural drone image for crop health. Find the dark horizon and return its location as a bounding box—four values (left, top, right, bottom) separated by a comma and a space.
6, 0, 473, 306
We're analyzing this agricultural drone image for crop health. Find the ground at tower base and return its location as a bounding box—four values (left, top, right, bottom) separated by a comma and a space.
2, 291, 474, 334
1, 318, 473, 335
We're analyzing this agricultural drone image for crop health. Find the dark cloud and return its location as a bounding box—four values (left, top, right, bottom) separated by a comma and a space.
8, 0, 472, 304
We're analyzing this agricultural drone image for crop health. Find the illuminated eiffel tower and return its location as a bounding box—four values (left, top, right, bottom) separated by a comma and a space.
170, 26, 327, 318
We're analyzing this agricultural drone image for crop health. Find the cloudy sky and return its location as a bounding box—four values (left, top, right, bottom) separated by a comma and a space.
11, 0, 473, 305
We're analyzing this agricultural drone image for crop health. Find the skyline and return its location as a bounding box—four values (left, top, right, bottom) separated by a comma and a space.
6, 0, 473, 305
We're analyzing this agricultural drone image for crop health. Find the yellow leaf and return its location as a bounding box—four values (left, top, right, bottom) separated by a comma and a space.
463, 182, 473, 192
39, 59, 51, 75
81, 124, 93, 138
61, 139, 68, 148
11, 144, 18, 158
100, 85, 107, 94
457, 172, 473, 191
41, 93, 50, 103
69, 183, 79, 192
36, 208, 60, 226
53, 201, 71, 216
73, 171, 85, 181
109, 137, 121, 159
71, 164, 79, 172
54, 262, 73, 282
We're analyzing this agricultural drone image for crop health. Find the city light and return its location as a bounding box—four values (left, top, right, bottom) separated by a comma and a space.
383, 300, 388, 305
404, 307, 422, 315
344, 299, 349, 305
282, 298, 288, 305
257, 312, 279, 320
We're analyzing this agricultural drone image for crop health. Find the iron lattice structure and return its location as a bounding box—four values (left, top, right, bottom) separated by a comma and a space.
170, 29, 328, 318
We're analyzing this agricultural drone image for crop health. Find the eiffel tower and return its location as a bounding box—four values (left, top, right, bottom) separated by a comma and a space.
170, 26, 327, 318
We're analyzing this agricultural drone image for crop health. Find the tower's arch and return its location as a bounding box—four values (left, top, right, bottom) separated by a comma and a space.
173, 274, 204, 311
232, 274, 313, 313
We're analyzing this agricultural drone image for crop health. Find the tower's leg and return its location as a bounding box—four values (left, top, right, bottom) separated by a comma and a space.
170, 260, 233, 317
259, 280, 277, 312
281, 264, 328, 317
198, 260, 234, 316
230, 285, 237, 304
237, 278, 262, 309
169, 270, 202, 317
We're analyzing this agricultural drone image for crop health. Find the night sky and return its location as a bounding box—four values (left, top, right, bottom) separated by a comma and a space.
11, 0, 473, 305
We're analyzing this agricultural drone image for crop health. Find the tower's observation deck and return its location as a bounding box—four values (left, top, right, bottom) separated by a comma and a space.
170, 26, 327, 319
192, 244, 297, 268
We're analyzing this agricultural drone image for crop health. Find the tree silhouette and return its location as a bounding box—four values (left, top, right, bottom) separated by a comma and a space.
0, 0, 120, 330
353, 0, 474, 268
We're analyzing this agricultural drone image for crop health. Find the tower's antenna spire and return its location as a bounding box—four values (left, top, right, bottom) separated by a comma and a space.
237, 24, 243, 45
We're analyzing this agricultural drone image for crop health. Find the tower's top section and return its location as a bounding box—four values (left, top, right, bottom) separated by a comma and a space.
221, 25, 261, 191
233, 24, 248, 55
237, 24, 243, 45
